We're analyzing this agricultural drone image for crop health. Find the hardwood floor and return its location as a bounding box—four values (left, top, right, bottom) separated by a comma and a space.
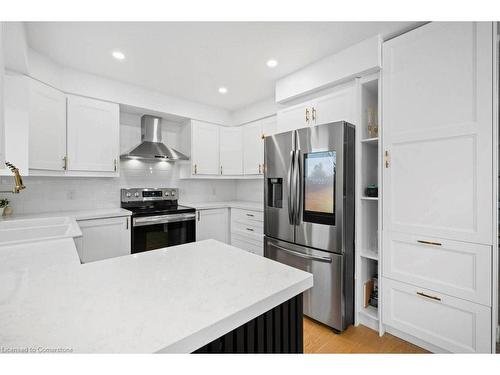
303, 317, 428, 354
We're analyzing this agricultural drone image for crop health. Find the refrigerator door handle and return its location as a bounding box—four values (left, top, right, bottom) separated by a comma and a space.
287, 150, 295, 225
268, 242, 333, 263
293, 149, 301, 225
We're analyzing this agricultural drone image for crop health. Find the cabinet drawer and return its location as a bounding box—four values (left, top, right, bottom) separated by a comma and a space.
231, 227, 263, 244
231, 220, 263, 236
383, 232, 491, 306
231, 208, 263, 224
383, 278, 491, 353
231, 235, 263, 256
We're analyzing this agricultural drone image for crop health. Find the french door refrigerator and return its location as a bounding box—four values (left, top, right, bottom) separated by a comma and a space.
264, 121, 355, 331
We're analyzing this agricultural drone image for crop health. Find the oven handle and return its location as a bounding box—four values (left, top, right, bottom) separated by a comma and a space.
268, 243, 332, 263
133, 213, 196, 227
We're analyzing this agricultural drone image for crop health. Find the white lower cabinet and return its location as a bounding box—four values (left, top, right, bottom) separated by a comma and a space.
196, 208, 229, 243
230, 208, 263, 256
383, 232, 491, 306
75, 216, 131, 263
382, 278, 491, 353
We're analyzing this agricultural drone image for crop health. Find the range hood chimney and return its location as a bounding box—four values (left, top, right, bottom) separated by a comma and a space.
120, 115, 189, 161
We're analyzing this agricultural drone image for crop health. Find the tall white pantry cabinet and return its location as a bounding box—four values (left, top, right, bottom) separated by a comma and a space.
381, 22, 497, 353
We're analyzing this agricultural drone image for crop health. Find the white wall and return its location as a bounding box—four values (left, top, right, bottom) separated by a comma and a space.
1, 112, 237, 215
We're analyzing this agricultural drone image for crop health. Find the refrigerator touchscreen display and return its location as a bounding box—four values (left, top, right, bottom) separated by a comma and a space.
303, 151, 336, 225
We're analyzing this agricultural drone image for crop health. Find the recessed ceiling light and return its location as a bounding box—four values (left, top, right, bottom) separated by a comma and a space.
112, 50, 126, 60
266, 59, 278, 68
218, 87, 228, 94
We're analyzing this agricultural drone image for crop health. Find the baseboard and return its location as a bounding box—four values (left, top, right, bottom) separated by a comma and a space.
384, 325, 448, 354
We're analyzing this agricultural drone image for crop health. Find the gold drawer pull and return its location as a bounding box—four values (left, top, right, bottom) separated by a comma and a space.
246, 228, 254, 232
417, 240, 442, 246
416, 291, 441, 301
246, 213, 254, 217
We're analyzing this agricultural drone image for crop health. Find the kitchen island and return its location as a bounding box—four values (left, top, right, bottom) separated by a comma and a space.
0, 239, 312, 353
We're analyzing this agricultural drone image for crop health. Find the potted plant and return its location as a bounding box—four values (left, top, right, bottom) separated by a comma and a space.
0, 197, 11, 216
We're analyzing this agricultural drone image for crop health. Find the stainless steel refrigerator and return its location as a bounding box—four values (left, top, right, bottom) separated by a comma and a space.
264, 121, 355, 332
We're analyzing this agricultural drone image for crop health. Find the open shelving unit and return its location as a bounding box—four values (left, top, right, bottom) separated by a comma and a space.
354, 73, 382, 334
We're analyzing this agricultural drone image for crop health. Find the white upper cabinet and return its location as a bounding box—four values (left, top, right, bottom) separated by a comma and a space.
29, 78, 67, 171
243, 116, 277, 175
382, 22, 493, 245
277, 83, 356, 133
191, 120, 219, 175
219, 126, 243, 175
243, 121, 263, 175
1, 73, 29, 176
67, 95, 119, 172
0, 23, 5, 169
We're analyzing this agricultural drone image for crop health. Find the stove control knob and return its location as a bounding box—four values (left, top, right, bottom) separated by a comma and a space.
164, 191, 170, 197
171, 191, 176, 196
134, 192, 140, 197
125, 192, 131, 198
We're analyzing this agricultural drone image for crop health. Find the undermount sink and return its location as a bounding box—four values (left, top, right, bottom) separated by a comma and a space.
0, 217, 82, 246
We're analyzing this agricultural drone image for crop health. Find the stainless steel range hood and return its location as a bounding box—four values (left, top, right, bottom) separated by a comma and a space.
120, 115, 189, 161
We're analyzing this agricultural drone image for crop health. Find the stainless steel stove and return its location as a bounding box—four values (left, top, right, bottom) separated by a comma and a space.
121, 188, 196, 253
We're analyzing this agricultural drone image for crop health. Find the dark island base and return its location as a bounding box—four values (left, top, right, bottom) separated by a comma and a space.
193, 294, 304, 353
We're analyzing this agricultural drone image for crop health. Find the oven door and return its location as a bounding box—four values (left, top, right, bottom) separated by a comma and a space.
132, 213, 196, 253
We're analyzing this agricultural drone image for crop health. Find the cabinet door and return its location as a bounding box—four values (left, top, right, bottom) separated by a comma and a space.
311, 84, 355, 125
191, 120, 219, 175
0, 23, 4, 168
382, 22, 493, 244
29, 78, 67, 171
196, 208, 228, 243
76, 216, 131, 263
242, 121, 262, 175
276, 102, 308, 133
67, 95, 119, 172
219, 126, 243, 175
383, 278, 491, 353
0, 73, 29, 176
260, 116, 277, 171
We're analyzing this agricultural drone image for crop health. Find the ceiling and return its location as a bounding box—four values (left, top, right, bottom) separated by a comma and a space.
25, 22, 416, 111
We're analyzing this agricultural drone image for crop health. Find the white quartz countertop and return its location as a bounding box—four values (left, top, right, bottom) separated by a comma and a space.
0, 239, 312, 353
0, 208, 132, 222
181, 200, 263, 212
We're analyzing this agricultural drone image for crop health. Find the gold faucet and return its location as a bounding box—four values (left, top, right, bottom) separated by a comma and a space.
1, 162, 26, 194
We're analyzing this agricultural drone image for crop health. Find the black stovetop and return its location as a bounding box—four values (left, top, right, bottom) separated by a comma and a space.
121, 201, 195, 217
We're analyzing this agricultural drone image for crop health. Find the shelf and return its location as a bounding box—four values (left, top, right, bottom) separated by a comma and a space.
359, 305, 378, 321
360, 249, 379, 261
360, 196, 378, 201
360, 137, 378, 144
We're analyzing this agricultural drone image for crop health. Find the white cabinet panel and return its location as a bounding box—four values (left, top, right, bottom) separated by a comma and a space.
382, 22, 493, 244
75, 216, 131, 263
0, 23, 4, 168
277, 102, 308, 133
29, 78, 67, 171
311, 85, 355, 125
383, 232, 491, 306
242, 121, 262, 175
196, 208, 228, 243
261, 116, 277, 138
1, 73, 29, 176
67, 95, 119, 172
220, 126, 243, 175
383, 278, 491, 353
191, 120, 219, 175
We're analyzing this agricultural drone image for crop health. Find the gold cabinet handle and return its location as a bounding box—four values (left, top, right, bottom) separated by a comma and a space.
305, 108, 310, 124
197, 211, 200, 221
220, 165, 223, 175
246, 213, 254, 217
258, 164, 261, 174
417, 240, 442, 246
311, 107, 316, 122
416, 291, 441, 301
194, 164, 197, 174
246, 228, 254, 232
261, 133, 265, 139
384, 150, 390, 168
114, 158, 117, 172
